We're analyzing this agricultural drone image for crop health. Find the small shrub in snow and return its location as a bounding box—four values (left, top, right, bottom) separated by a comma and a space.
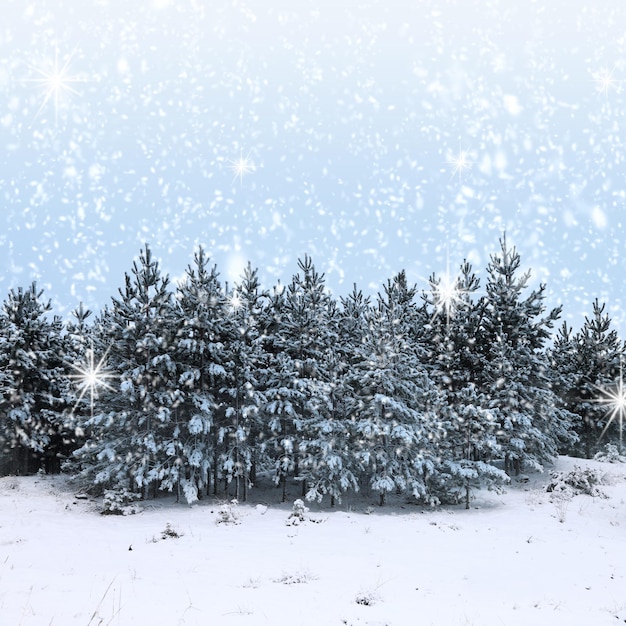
242, 576, 261, 589
355, 590, 379, 606
161, 522, 182, 539
150, 522, 183, 543
594, 443, 626, 464
101, 488, 141, 515
272, 569, 316, 585
216, 499, 240, 525
545, 466, 607, 499
355, 581, 386, 606
285, 498, 309, 526
550, 491, 571, 523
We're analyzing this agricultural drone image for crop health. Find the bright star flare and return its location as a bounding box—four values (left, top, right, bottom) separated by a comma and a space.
595, 360, 626, 451
433, 273, 465, 322
594, 68, 620, 97
447, 149, 472, 182
228, 151, 255, 186
69, 343, 115, 416
427, 253, 472, 326
229, 291, 243, 310
24, 47, 85, 121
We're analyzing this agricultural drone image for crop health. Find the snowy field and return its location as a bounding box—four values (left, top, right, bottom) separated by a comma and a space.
1, 456, 625, 626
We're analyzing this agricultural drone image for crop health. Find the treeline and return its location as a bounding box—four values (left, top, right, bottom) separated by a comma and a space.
0, 237, 623, 508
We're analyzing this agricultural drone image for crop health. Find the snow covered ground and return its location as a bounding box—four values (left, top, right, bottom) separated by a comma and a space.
1, 456, 625, 626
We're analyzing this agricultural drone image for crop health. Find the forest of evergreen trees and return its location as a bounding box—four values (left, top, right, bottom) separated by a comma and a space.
0, 237, 624, 508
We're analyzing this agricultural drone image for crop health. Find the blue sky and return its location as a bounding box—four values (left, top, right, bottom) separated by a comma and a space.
1, 0, 625, 337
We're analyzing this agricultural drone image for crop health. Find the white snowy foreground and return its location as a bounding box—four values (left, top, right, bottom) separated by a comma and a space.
1, 456, 625, 626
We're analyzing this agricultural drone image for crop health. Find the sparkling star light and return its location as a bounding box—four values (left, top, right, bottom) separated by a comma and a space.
446, 148, 472, 182
595, 359, 626, 451
229, 291, 243, 310
228, 151, 255, 186
24, 47, 85, 121
428, 253, 471, 326
433, 273, 466, 322
69, 343, 115, 416
594, 68, 620, 97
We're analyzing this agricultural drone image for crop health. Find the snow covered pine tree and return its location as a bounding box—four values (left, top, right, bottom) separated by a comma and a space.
0, 283, 72, 475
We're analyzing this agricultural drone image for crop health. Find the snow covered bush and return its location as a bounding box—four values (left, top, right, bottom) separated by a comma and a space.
355, 580, 386, 606
101, 488, 141, 515
160, 522, 182, 539
423, 458, 510, 508
355, 589, 380, 606
285, 498, 309, 526
550, 490, 570, 523
545, 466, 607, 499
594, 443, 626, 464
545, 466, 609, 522
216, 499, 240, 525
272, 569, 316, 585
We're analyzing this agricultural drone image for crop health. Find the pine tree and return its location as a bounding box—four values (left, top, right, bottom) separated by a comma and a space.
347, 272, 440, 506
0, 283, 71, 475
263, 256, 339, 501
172, 246, 229, 503
219, 263, 270, 500
310, 284, 375, 504
421, 262, 507, 508
61, 302, 95, 471
296, 290, 362, 506
478, 236, 569, 475
73, 245, 180, 497
338, 285, 372, 367
551, 301, 623, 457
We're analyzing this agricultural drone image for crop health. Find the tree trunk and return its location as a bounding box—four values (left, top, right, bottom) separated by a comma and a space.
250, 456, 257, 485
583, 419, 592, 459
